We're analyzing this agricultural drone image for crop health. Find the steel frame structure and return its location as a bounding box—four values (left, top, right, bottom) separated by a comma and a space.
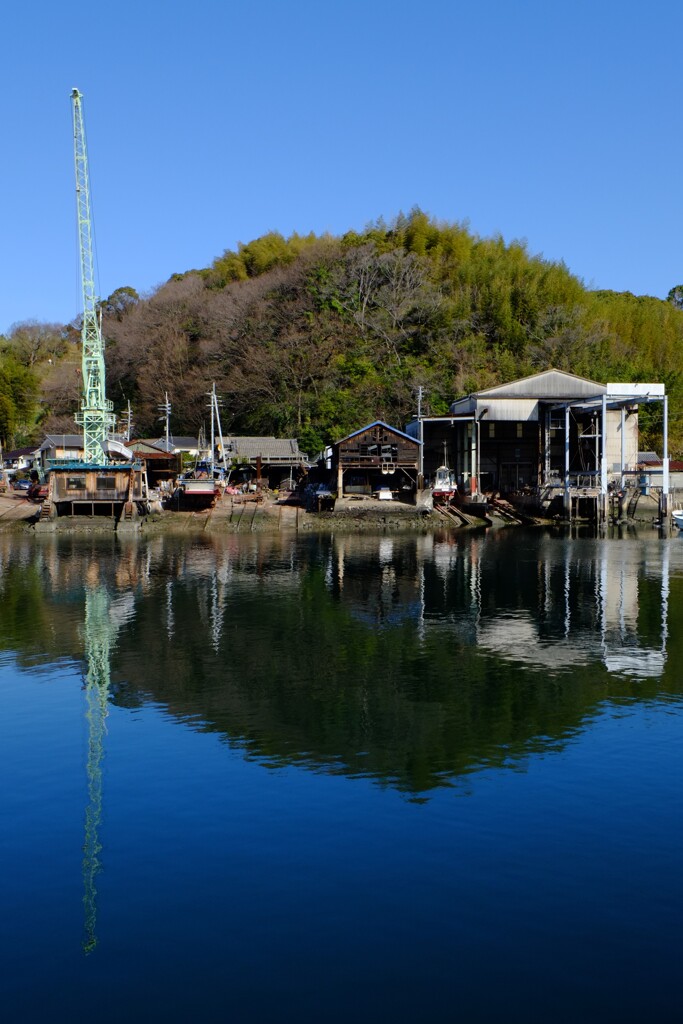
71, 88, 115, 462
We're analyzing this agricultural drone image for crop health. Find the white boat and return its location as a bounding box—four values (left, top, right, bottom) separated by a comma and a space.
432, 464, 457, 502
672, 509, 683, 529
102, 438, 135, 461
431, 442, 457, 502
174, 477, 220, 510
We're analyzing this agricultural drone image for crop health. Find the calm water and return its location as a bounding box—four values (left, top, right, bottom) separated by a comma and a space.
1, 527, 682, 1023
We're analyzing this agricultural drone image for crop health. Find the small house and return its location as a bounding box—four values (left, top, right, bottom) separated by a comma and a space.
331, 421, 420, 500
129, 439, 182, 489
2, 445, 41, 474
39, 434, 85, 469
221, 436, 309, 490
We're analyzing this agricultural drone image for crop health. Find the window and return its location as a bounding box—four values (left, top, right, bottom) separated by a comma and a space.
96, 477, 117, 491
488, 423, 495, 438
66, 477, 86, 490
516, 423, 523, 438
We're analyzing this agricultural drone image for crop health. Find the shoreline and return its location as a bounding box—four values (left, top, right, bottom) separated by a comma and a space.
0, 490, 484, 535
0, 490, 664, 536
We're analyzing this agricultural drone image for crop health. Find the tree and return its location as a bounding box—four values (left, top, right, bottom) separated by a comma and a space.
86, 213, 683, 454
100, 286, 139, 321
4, 321, 67, 367
0, 356, 38, 446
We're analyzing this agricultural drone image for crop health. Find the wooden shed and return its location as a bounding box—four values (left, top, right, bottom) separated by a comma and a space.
129, 439, 182, 489
46, 462, 147, 517
332, 421, 420, 501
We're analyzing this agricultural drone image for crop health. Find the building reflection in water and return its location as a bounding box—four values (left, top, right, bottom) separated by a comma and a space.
327, 531, 671, 680
0, 528, 674, 944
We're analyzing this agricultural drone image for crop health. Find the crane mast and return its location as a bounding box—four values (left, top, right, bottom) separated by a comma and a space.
71, 88, 115, 462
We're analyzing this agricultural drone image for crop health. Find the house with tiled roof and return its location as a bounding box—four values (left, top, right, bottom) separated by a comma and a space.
2, 445, 41, 473
38, 434, 85, 468
221, 436, 309, 489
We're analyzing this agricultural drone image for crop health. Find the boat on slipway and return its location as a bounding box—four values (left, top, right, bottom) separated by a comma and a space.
172, 477, 220, 511
672, 509, 683, 530
432, 464, 458, 503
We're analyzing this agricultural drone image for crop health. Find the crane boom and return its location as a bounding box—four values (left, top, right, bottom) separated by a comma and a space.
71, 88, 115, 462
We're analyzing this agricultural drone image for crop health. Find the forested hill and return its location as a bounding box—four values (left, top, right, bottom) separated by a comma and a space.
2, 211, 683, 454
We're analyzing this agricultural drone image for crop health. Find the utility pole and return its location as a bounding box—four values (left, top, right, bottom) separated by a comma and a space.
71, 88, 116, 462
208, 385, 215, 477
214, 384, 228, 476
417, 385, 424, 488
158, 393, 171, 449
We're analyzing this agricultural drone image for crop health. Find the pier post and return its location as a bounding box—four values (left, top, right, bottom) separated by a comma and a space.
620, 406, 625, 492
564, 405, 570, 518
662, 394, 670, 521
600, 394, 608, 522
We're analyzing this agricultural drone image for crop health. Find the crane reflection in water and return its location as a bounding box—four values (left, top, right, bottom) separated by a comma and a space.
81, 570, 134, 954
74, 530, 671, 952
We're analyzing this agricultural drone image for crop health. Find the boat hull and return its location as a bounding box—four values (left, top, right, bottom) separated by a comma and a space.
173, 479, 220, 510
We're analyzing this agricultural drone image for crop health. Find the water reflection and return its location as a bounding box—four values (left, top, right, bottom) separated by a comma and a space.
326, 531, 671, 678
0, 530, 680, 801
81, 573, 135, 953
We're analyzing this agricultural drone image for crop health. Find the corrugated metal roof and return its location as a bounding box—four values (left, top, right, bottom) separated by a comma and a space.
448, 397, 477, 416
478, 398, 540, 422
639, 457, 683, 471
154, 436, 199, 451
130, 439, 177, 457
458, 369, 606, 402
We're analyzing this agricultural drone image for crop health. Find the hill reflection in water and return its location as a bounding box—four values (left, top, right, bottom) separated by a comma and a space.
0, 528, 679, 795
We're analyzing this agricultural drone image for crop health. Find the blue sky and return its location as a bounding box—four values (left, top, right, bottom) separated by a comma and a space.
2, 0, 682, 333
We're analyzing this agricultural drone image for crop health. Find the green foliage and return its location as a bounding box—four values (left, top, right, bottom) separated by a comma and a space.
70, 209, 683, 457
0, 356, 39, 445
205, 231, 320, 288
100, 286, 139, 321
1, 320, 67, 368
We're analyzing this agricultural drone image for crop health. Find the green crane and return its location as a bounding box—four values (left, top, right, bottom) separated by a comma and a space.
71, 88, 116, 463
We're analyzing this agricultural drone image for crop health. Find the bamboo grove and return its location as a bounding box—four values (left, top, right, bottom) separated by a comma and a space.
2, 211, 682, 455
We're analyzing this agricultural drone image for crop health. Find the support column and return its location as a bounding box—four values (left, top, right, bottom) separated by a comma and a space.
662, 395, 670, 519
542, 407, 550, 485
564, 405, 570, 518
336, 462, 344, 497
473, 419, 480, 496
600, 394, 608, 522
620, 407, 625, 491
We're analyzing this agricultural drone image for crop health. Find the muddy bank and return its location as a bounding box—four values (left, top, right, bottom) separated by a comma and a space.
0, 491, 473, 536
11, 490, 663, 536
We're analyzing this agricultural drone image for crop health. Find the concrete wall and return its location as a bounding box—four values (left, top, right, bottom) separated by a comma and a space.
605, 410, 638, 476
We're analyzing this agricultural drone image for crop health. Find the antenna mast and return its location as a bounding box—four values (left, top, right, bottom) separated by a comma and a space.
71, 88, 115, 462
